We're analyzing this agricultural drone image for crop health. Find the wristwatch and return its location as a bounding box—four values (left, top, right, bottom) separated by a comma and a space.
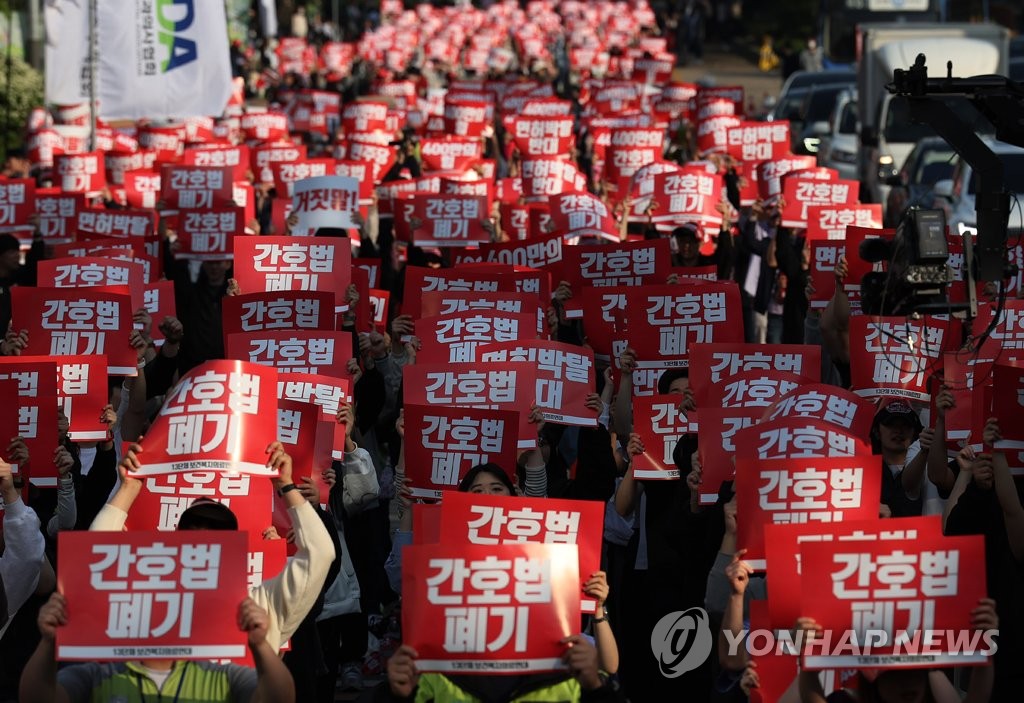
277, 483, 299, 497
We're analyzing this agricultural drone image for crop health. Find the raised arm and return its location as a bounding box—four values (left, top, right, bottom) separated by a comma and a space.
19, 593, 72, 703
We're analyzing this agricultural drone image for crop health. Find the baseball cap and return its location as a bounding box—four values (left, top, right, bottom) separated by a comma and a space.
874, 398, 922, 431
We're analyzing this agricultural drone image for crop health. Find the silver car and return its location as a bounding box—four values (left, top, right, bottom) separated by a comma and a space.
817, 89, 857, 181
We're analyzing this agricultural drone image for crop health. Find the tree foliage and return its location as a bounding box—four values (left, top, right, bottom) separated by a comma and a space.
0, 53, 43, 158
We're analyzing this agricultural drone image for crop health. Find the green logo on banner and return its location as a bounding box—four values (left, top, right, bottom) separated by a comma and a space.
157, 0, 197, 72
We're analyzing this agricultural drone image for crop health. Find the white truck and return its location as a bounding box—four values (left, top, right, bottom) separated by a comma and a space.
857, 23, 1009, 209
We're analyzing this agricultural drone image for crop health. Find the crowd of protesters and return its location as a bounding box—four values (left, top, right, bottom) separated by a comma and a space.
0, 1, 1022, 702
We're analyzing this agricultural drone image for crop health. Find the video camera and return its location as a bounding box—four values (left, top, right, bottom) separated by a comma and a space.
858, 207, 959, 316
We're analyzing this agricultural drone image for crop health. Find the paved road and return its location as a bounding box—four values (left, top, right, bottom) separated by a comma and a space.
674, 47, 785, 115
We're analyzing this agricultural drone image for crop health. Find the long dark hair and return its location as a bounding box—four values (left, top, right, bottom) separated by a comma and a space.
458, 463, 516, 494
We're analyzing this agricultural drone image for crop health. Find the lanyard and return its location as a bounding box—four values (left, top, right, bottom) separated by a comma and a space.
133, 662, 188, 703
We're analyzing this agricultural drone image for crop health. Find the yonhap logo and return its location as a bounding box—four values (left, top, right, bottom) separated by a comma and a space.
650, 607, 713, 678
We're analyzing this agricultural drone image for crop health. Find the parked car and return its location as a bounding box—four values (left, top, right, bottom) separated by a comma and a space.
817, 89, 858, 181
883, 136, 957, 227
773, 69, 858, 112
769, 82, 856, 156
934, 138, 1024, 236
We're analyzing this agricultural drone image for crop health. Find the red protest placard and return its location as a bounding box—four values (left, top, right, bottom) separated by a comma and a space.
605, 128, 664, 187
123, 170, 161, 209
444, 100, 490, 138
520, 158, 588, 202
763, 384, 875, 438
334, 160, 376, 204
278, 372, 351, 461
56, 355, 109, 442
735, 453, 882, 569
160, 165, 235, 210
222, 291, 336, 341
402, 265, 514, 319
724, 121, 790, 162
705, 370, 808, 409
89, 247, 160, 284
403, 404, 520, 499
37, 256, 146, 310
11, 287, 136, 376
291, 175, 359, 233
402, 542, 580, 673
806, 204, 883, 241
143, 279, 177, 347
510, 116, 574, 158
469, 233, 565, 272
419, 291, 544, 331
253, 143, 306, 184
233, 236, 352, 312
976, 300, 1024, 362
416, 311, 538, 365
0, 356, 59, 483
849, 315, 950, 401
0, 379, 18, 460
800, 534, 988, 669
0, 178, 35, 239
756, 155, 817, 203
76, 208, 156, 240
624, 283, 744, 368
176, 208, 244, 261
278, 398, 333, 497
694, 114, 740, 155
548, 192, 618, 241
809, 239, 842, 310
695, 405, 762, 504
342, 137, 397, 182
561, 238, 671, 290
56, 530, 249, 660
55, 152, 106, 196
439, 492, 603, 612
842, 226, 894, 313
226, 330, 349, 379
477, 341, 596, 427
631, 395, 697, 480
941, 349, 993, 445
419, 137, 483, 173
406, 194, 489, 248
126, 471, 274, 533
369, 289, 389, 332
182, 144, 250, 182
992, 361, 1024, 450
688, 343, 822, 407
404, 362, 538, 449
341, 101, 389, 133
764, 517, 943, 630
271, 159, 336, 198
650, 166, 724, 229
130, 360, 279, 477
733, 416, 871, 462
242, 111, 289, 141
35, 190, 82, 246
780, 177, 858, 228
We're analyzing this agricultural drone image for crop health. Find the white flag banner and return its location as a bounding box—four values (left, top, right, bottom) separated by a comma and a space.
44, 0, 91, 105
97, 0, 232, 120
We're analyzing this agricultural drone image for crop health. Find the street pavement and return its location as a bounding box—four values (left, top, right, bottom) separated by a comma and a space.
674, 47, 784, 116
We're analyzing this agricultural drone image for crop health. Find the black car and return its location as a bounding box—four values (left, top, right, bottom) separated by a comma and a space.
773, 83, 856, 156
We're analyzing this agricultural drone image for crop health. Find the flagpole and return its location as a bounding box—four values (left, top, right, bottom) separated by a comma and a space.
3, 1, 13, 161
88, 0, 97, 151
